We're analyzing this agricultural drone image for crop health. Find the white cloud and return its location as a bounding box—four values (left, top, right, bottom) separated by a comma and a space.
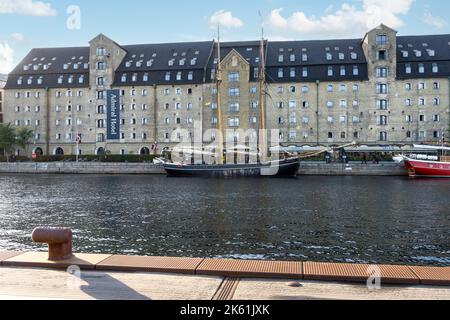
10, 32, 25, 44
209, 10, 243, 29
0, 0, 57, 16
0, 42, 14, 74
266, 0, 414, 39
423, 9, 447, 29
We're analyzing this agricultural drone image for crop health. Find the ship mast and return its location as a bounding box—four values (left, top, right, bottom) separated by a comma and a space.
259, 25, 267, 162
216, 26, 224, 165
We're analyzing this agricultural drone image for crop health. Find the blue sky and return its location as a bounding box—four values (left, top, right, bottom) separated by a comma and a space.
0, 0, 449, 73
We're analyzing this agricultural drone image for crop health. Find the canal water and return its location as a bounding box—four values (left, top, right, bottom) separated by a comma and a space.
0, 174, 448, 266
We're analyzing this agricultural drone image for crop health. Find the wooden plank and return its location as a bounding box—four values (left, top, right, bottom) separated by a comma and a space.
409, 266, 450, 286
304, 262, 420, 285
0, 267, 223, 300
3, 252, 112, 270
196, 259, 302, 279
233, 279, 450, 300
96, 255, 204, 275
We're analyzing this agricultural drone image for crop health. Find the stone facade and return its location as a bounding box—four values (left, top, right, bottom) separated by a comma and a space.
3, 25, 450, 157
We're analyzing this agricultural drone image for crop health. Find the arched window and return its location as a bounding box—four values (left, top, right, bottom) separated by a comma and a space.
140, 147, 150, 156
54, 147, 64, 155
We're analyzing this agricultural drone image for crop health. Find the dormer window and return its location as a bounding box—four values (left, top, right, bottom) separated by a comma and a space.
125, 61, 131, 68
58, 76, 63, 84
63, 64, 69, 70
402, 51, 408, 58
168, 59, 175, 66
17, 78, 23, 85
176, 71, 182, 80
165, 72, 171, 81
43, 64, 49, 70
351, 52, 357, 60
326, 53, 332, 60
84, 63, 89, 69
68, 76, 73, 84
405, 64, 411, 74
179, 59, 186, 66
78, 75, 84, 84
191, 58, 197, 65
188, 71, 193, 81
33, 65, 39, 71
143, 73, 149, 81
339, 53, 345, 60
418, 63, 425, 73
23, 65, 29, 71
432, 63, 438, 73
302, 54, 308, 62
132, 74, 137, 82
121, 74, 127, 82
278, 55, 284, 63
27, 77, 33, 85
136, 61, 142, 67
290, 54, 295, 62
415, 50, 422, 57
427, 49, 435, 57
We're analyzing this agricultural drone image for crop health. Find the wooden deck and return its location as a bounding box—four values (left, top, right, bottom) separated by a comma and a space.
0, 251, 449, 300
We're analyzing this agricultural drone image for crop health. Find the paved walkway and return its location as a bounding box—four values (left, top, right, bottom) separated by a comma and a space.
0, 267, 449, 300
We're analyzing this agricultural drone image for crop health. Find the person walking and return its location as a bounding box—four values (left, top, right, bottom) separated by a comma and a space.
361, 153, 367, 165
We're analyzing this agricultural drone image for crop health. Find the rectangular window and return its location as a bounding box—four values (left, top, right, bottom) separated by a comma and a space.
405, 64, 411, 74
278, 68, 284, 78
376, 67, 388, 78
229, 88, 240, 97
376, 35, 387, 45
432, 63, 438, 73
290, 68, 296, 78
376, 84, 388, 94
418, 64, 425, 74
328, 66, 333, 76
377, 100, 388, 110
229, 102, 240, 112
302, 67, 308, 77
228, 72, 239, 82
228, 118, 240, 127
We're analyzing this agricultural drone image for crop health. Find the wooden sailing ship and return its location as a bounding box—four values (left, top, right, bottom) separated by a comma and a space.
163, 27, 300, 177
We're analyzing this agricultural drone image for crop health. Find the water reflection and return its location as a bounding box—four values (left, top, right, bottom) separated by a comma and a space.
0, 174, 449, 266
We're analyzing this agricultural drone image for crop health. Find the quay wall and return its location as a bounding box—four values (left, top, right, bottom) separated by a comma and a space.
0, 162, 408, 176
298, 162, 407, 176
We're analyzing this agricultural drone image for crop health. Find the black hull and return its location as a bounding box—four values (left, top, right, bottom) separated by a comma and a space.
163, 158, 300, 177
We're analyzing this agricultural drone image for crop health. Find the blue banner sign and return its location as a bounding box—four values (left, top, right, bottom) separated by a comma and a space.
107, 90, 121, 140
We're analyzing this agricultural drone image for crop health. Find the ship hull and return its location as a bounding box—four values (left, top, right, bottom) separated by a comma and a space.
404, 158, 450, 178
163, 158, 300, 177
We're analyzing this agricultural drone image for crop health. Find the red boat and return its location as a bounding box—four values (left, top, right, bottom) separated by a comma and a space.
403, 145, 450, 178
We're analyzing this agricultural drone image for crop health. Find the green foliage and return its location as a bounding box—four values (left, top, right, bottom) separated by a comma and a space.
0, 123, 17, 161
15, 127, 34, 150
31, 154, 159, 163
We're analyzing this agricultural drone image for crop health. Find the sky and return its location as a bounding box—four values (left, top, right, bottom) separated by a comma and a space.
0, 0, 449, 74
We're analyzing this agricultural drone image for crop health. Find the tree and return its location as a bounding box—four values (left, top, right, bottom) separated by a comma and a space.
15, 127, 34, 155
0, 123, 17, 162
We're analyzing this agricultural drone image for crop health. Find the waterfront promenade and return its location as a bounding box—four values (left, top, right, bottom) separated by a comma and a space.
0, 251, 449, 300
0, 161, 407, 176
